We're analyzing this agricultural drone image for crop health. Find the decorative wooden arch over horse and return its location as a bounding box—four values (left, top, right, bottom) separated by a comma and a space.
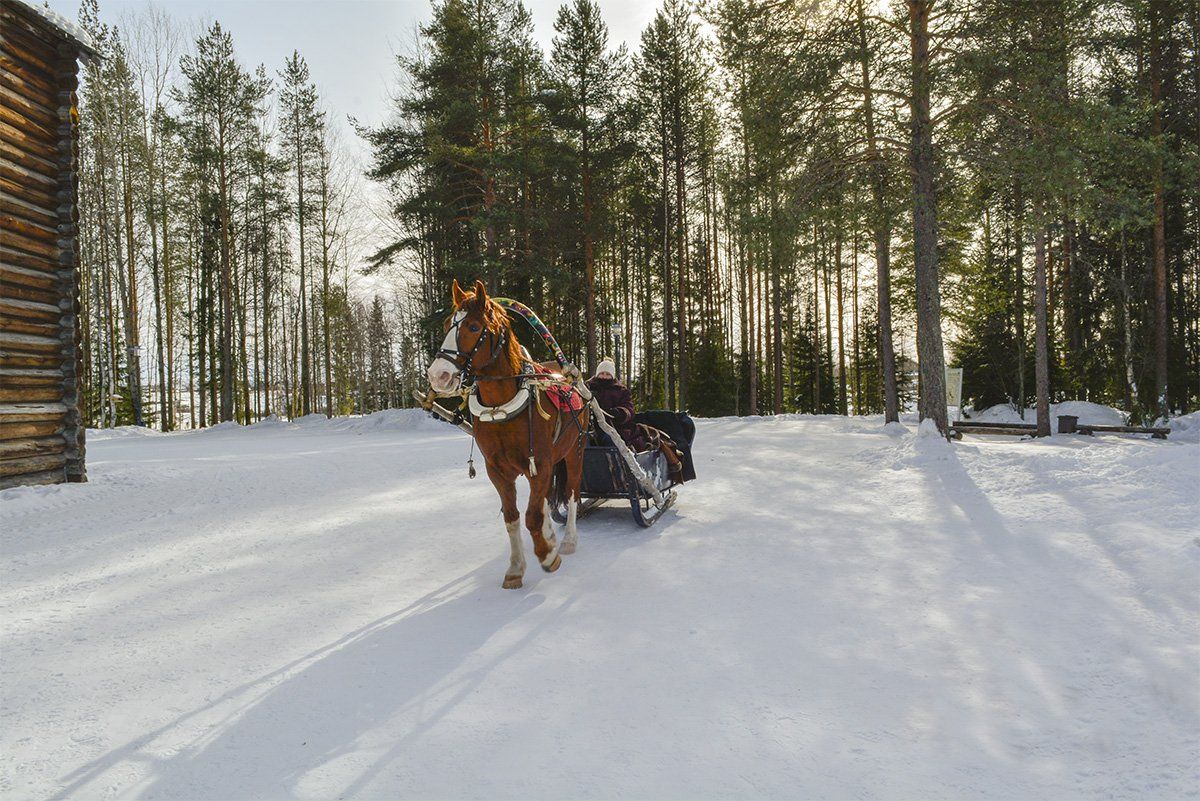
426, 280, 590, 589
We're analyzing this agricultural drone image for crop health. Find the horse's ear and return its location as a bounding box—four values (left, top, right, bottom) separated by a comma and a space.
473, 279, 488, 303
451, 278, 466, 308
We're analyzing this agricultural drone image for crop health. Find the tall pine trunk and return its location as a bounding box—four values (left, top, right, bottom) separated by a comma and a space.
908, 0, 948, 434
856, 0, 899, 422
583, 129, 597, 373
1034, 210, 1051, 437
835, 218, 847, 417
1150, 0, 1170, 419
674, 106, 688, 410
322, 164, 333, 417
771, 186, 784, 414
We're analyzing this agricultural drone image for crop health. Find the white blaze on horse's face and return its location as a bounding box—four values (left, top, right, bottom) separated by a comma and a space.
427, 311, 466, 393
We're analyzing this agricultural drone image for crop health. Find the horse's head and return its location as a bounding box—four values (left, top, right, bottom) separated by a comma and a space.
426, 279, 512, 393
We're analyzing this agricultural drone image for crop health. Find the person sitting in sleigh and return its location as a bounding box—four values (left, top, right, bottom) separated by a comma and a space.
586, 357, 684, 476
586, 357, 646, 451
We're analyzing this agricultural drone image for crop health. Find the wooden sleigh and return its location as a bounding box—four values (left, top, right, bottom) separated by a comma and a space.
549, 410, 695, 529
420, 389, 693, 529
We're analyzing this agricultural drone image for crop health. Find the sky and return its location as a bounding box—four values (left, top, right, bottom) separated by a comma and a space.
45, 0, 658, 138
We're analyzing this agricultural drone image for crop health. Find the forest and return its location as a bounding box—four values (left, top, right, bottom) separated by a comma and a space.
66, 0, 1199, 435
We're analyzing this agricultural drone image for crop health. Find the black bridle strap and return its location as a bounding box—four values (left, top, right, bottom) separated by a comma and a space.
438, 316, 508, 384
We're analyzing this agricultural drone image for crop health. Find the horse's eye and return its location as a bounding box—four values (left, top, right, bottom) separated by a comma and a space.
468, 323, 481, 333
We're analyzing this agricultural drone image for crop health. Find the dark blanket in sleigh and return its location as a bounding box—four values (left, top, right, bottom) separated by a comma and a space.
588, 409, 696, 482
634, 410, 697, 482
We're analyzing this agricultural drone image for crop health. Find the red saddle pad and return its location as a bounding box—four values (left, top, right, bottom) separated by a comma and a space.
531, 364, 585, 412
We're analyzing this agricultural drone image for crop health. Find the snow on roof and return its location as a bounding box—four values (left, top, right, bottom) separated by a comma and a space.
7, 0, 97, 58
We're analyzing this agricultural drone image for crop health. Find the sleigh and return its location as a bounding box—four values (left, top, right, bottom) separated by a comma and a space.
550, 410, 695, 528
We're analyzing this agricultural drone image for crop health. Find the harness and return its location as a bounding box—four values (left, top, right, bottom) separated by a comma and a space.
467, 362, 536, 422
433, 325, 584, 476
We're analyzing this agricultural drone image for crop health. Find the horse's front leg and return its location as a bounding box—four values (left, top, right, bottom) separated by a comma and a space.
526, 473, 561, 573
487, 463, 525, 589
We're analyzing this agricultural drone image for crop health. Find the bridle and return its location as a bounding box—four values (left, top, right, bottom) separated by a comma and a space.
436, 309, 510, 387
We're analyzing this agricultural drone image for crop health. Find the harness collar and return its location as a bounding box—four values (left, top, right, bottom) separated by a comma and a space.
468, 384, 532, 423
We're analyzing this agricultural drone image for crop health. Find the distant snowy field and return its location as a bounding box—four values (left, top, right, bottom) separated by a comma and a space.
2, 411, 1198, 800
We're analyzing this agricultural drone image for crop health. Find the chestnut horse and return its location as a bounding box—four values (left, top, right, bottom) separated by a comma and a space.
426, 280, 589, 589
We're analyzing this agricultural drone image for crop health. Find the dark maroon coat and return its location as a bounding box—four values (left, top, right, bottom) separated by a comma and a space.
586, 377, 647, 451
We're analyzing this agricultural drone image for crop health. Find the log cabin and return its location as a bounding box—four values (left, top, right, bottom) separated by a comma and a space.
1, 0, 95, 488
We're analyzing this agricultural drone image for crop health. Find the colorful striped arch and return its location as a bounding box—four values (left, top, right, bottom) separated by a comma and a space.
493, 297, 569, 369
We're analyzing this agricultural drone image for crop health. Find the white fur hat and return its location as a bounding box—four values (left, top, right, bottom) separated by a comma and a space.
594, 357, 616, 378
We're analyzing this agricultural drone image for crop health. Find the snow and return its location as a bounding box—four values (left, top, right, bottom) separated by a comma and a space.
917, 416, 946, 439
86, 426, 166, 442
1167, 411, 1200, 444
2, 413, 1198, 800
968, 401, 1128, 427
1051, 400, 1128, 426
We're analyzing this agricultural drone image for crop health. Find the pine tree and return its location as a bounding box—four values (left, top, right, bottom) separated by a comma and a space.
278, 51, 322, 416
176, 22, 268, 422
550, 0, 621, 372
636, 0, 710, 409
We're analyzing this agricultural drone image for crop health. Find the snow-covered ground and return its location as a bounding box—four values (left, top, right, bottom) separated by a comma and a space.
2, 412, 1198, 800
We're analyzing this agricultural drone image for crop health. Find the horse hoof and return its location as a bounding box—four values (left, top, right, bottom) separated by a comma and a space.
541, 554, 561, 573
502, 576, 523, 589
559, 541, 576, 555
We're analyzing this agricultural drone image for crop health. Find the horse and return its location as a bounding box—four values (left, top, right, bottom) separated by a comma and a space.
426, 279, 590, 589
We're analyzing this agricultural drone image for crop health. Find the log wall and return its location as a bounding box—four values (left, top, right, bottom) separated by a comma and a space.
0, 0, 87, 489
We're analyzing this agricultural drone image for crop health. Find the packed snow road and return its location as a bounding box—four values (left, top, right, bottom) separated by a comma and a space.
2, 412, 1197, 800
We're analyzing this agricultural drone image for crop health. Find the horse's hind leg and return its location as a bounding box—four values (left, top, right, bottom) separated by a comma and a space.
488, 467, 524, 589
526, 474, 561, 573
563, 494, 579, 554
560, 438, 584, 555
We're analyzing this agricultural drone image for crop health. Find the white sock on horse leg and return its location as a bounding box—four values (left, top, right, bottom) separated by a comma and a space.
540, 499, 558, 568
541, 498, 555, 544
506, 518, 525, 578
565, 498, 578, 549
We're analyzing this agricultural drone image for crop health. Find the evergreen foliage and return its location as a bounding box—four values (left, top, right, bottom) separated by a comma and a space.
67, 0, 1199, 429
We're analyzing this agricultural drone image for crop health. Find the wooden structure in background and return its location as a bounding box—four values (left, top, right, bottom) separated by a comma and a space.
1, 0, 94, 488
950, 417, 1171, 440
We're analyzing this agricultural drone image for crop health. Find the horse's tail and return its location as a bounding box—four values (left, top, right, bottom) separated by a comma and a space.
550, 458, 569, 510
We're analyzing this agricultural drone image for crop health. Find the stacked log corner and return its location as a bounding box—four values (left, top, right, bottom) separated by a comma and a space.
1, 1, 88, 489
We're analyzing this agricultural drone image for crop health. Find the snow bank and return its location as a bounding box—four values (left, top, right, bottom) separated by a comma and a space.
916, 416, 946, 439
86, 425, 165, 441
322, 408, 453, 434
968, 400, 1127, 426
1050, 400, 1126, 426
1167, 410, 1200, 443
968, 403, 1025, 423
84, 409, 458, 440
